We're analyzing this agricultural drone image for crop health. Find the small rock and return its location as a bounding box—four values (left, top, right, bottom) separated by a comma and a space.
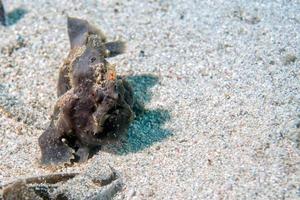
269, 60, 275, 65
139, 50, 145, 57
179, 139, 188, 143
284, 54, 297, 65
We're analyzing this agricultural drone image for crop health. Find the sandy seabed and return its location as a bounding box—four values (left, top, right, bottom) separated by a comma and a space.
0, 0, 299, 199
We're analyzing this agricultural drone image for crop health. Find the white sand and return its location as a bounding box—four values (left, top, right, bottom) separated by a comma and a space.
0, 0, 299, 199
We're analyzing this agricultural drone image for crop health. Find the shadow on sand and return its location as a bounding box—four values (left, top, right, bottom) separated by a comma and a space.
6, 8, 27, 26
104, 74, 172, 154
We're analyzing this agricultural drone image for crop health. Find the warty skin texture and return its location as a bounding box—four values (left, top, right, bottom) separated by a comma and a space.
38, 17, 134, 165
